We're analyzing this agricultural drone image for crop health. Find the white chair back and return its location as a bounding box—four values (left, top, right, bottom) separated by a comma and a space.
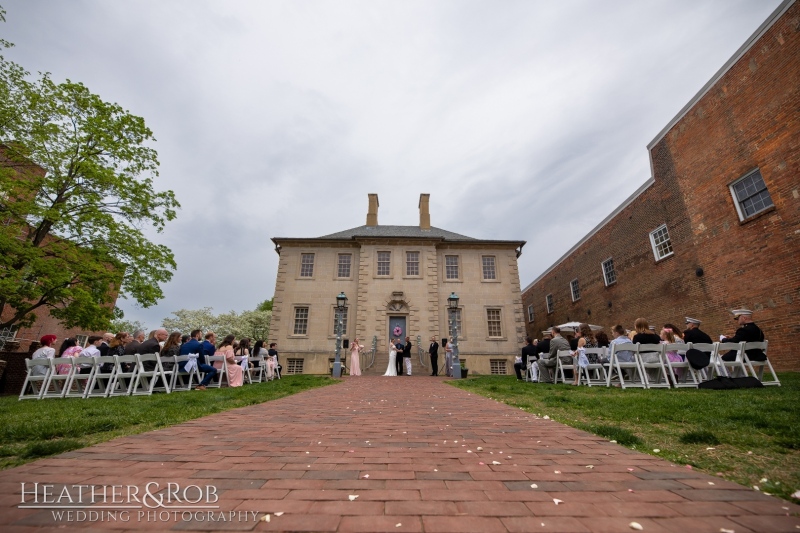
19, 358, 52, 400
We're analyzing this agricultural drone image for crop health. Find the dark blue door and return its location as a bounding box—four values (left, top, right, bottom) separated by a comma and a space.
389, 316, 406, 341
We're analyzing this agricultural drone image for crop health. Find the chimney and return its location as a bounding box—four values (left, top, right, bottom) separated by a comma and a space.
419, 193, 431, 230
366, 193, 379, 226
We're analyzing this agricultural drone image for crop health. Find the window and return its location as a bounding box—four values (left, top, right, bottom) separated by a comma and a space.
602, 258, 617, 286
445, 255, 459, 279
527, 305, 534, 323
0, 326, 17, 350
406, 251, 420, 276
490, 360, 507, 375
75, 334, 88, 347
286, 359, 304, 374
487, 308, 502, 337
300, 253, 315, 277
332, 307, 348, 336
649, 224, 673, 260
293, 307, 309, 335
570, 279, 581, 302
546, 294, 554, 314
447, 308, 463, 337
377, 251, 391, 276
337, 254, 351, 278
730, 169, 774, 220
482, 256, 496, 280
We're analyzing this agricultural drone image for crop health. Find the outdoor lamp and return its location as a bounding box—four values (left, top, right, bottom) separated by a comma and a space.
447, 292, 459, 310
336, 291, 348, 310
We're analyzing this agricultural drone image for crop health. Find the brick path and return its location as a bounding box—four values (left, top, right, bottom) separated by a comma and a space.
1, 376, 798, 532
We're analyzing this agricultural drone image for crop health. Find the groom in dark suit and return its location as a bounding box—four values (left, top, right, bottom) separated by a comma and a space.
395, 338, 405, 375
402, 336, 413, 375
429, 337, 439, 376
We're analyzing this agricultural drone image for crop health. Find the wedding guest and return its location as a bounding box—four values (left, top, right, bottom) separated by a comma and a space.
56, 338, 82, 374
267, 342, 280, 379
515, 337, 536, 380
160, 331, 182, 370
179, 329, 217, 391
350, 337, 364, 376
609, 325, 635, 363
683, 317, 713, 345
402, 336, 413, 376
428, 337, 439, 376
571, 323, 598, 385
31, 334, 57, 376
537, 327, 569, 384
78, 336, 103, 374
595, 331, 610, 348
124, 330, 145, 355
99, 333, 114, 356
721, 308, 766, 361
631, 318, 661, 361
216, 334, 244, 387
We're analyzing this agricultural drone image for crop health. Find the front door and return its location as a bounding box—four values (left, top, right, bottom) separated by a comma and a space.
389, 316, 406, 341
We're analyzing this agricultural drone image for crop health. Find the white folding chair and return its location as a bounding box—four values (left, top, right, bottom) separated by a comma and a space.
244, 354, 264, 384
108, 355, 138, 396
742, 341, 779, 386
606, 342, 646, 388
525, 355, 539, 382
636, 344, 670, 388
171, 355, 201, 391
40, 357, 76, 399
662, 343, 699, 387
132, 353, 170, 395
155, 356, 175, 393
578, 347, 608, 386
86, 356, 117, 398
64, 357, 96, 398
716, 342, 749, 378
19, 358, 52, 400
555, 349, 575, 384
206, 355, 229, 388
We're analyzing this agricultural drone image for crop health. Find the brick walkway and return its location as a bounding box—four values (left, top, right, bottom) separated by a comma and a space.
1, 376, 798, 532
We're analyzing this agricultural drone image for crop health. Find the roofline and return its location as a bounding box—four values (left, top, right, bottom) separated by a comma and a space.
271, 236, 526, 246
521, 177, 655, 294
647, 0, 794, 150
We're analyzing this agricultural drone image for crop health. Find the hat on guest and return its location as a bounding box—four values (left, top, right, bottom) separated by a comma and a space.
685, 317, 701, 325
731, 308, 753, 318
40, 334, 57, 346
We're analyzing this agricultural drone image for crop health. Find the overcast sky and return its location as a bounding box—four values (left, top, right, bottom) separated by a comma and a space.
2, 0, 783, 330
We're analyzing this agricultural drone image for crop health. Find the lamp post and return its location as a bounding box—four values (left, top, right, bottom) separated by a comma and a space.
447, 292, 461, 379
333, 292, 348, 378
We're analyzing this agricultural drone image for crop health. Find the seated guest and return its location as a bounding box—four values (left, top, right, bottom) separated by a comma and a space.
536, 332, 551, 357
721, 308, 766, 361
124, 330, 145, 355
137, 328, 168, 370
683, 317, 712, 344
78, 336, 103, 374
216, 334, 244, 387
160, 331, 182, 370
631, 318, 662, 363
56, 338, 82, 375
572, 323, 598, 385
99, 333, 114, 356
515, 337, 536, 380
537, 327, 569, 384
595, 331, 610, 348
609, 325, 634, 362
267, 342, 280, 380
179, 329, 218, 390
32, 334, 58, 376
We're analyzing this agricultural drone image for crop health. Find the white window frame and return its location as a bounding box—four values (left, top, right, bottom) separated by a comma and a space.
376, 251, 391, 277
570, 278, 581, 302
649, 224, 674, 261
292, 306, 310, 336
337, 253, 352, 279
527, 304, 534, 323
405, 251, 420, 277
489, 359, 507, 375
546, 294, 554, 314
299, 253, 315, 277
445, 255, 459, 280
75, 334, 88, 347
602, 257, 617, 286
481, 255, 497, 280
729, 168, 774, 221
286, 359, 304, 374
486, 308, 503, 338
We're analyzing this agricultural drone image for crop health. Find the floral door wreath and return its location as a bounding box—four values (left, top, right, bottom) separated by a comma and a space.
393, 326, 403, 337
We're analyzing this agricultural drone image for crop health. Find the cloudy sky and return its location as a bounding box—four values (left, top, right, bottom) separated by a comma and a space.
2, 0, 783, 330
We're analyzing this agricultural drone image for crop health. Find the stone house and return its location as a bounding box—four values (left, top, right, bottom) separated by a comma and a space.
270, 194, 526, 375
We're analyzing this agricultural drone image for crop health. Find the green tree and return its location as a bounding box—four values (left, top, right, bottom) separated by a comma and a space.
0, 9, 179, 331
256, 298, 273, 312
161, 308, 219, 334
109, 318, 146, 335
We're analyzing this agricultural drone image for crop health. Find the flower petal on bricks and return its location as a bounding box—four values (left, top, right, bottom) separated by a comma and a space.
792, 490, 800, 499
492, 461, 501, 465
530, 484, 538, 489
629, 522, 643, 530
720, 529, 734, 533
261, 514, 270, 522
585, 465, 594, 469
554, 470, 561, 474
349, 495, 359, 501
553, 498, 562, 505
274, 512, 284, 517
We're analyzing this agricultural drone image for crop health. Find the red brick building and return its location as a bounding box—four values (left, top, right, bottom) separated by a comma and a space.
521, 0, 800, 370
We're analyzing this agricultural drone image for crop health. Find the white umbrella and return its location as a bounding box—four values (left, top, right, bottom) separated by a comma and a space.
556, 322, 604, 334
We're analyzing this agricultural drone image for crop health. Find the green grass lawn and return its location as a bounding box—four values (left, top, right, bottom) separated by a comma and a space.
450, 372, 800, 502
0, 375, 335, 470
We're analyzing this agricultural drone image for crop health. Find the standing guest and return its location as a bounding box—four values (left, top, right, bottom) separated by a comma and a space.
79, 336, 103, 374
683, 317, 712, 344
428, 337, 439, 376
349, 337, 364, 376
571, 323, 598, 385
125, 330, 145, 355
56, 338, 82, 374
179, 329, 217, 390
32, 335, 58, 376
514, 337, 535, 380
267, 342, 280, 379
443, 338, 451, 377
402, 336, 413, 376
721, 308, 766, 361
537, 327, 570, 384
215, 334, 243, 387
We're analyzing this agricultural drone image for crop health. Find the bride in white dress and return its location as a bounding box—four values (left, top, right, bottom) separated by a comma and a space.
384, 339, 398, 376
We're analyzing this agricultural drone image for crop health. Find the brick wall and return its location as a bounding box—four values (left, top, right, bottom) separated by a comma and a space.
522, 1, 800, 370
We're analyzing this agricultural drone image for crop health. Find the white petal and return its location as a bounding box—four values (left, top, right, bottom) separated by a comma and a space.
554, 470, 561, 474
653, 449, 660, 453
543, 415, 550, 420
363, 474, 369, 478
720, 529, 735, 533
476, 447, 483, 451
349, 495, 359, 501
261, 514, 270, 522
530, 484, 538, 489
791, 490, 800, 499
274, 512, 284, 517
629, 522, 643, 530
492, 461, 501, 465
585, 465, 594, 469
760, 478, 768, 483
396, 524, 402, 528
553, 498, 562, 505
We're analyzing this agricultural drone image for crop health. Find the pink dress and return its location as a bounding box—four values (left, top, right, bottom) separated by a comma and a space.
217, 346, 243, 387
349, 344, 363, 376
57, 346, 83, 374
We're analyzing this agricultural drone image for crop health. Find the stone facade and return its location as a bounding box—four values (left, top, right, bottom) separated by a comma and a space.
270, 194, 526, 376
522, 0, 800, 370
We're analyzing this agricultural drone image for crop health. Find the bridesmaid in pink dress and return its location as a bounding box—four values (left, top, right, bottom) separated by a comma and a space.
349, 338, 364, 376
216, 335, 244, 387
